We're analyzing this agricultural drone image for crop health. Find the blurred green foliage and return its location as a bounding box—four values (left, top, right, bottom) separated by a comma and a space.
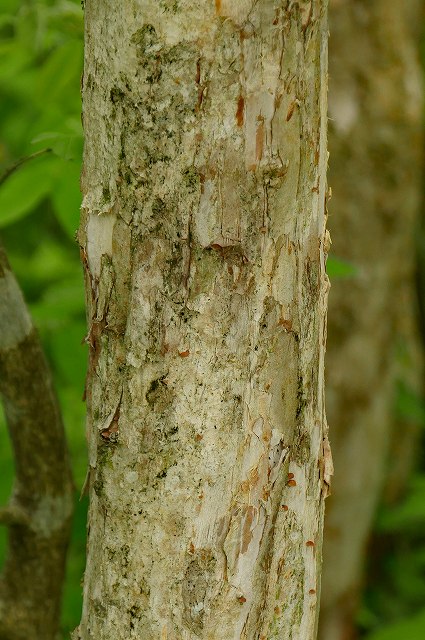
327, 252, 425, 638
356, 349, 425, 632
0, 0, 86, 636
327, 254, 358, 279
357, 467, 425, 639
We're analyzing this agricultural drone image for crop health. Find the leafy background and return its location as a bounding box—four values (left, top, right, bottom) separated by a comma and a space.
0, 1, 424, 638
0, 0, 86, 634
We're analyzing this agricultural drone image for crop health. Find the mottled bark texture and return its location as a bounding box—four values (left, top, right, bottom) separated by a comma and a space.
77, 2, 329, 639
319, 1, 424, 639
0, 245, 74, 640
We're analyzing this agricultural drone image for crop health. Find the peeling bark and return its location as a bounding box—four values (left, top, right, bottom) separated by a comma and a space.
320, 1, 424, 638
77, 2, 329, 639
0, 245, 74, 640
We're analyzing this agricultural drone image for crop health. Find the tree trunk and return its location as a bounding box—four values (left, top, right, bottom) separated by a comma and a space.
0, 244, 74, 640
319, 1, 424, 638
77, 2, 330, 638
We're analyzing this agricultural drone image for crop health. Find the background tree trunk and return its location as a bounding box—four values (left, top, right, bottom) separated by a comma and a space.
76, 1, 330, 639
0, 244, 74, 640
319, 1, 424, 638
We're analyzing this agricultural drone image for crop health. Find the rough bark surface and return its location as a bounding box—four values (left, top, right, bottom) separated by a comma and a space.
0, 245, 74, 640
319, 1, 424, 638
78, 2, 329, 639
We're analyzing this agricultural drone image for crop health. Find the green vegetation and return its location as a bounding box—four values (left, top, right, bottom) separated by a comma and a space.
0, 1, 86, 635
326, 255, 358, 279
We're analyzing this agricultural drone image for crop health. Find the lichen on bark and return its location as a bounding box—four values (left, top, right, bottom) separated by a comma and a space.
78, 2, 329, 639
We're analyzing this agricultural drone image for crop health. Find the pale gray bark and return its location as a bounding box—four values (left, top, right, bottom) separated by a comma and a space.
319, 1, 424, 638
77, 2, 330, 639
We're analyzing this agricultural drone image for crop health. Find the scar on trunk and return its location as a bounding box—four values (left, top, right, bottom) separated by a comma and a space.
256, 116, 265, 162
236, 95, 245, 127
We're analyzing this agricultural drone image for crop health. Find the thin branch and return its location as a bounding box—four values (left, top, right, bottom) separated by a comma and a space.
0, 505, 30, 527
0, 148, 52, 187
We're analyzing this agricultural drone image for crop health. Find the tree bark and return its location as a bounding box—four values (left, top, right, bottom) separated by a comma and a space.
77, 2, 329, 638
319, 1, 424, 638
0, 245, 74, 640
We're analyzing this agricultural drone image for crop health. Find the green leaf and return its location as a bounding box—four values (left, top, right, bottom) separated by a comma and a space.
396, 383, 425, 424
0, 0, 21, 14
32, 124, 82, 161
49, 320, 87, 388
0, 39, 35, 95
377, 475, 425, 532
0, 154, 56, 227
36, 39, 82, 110
327, 255, 358, 279
31, 277, 85, 328
51, 159, 81, 238
9, 241, 81, 289
365, 608, 425, 640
